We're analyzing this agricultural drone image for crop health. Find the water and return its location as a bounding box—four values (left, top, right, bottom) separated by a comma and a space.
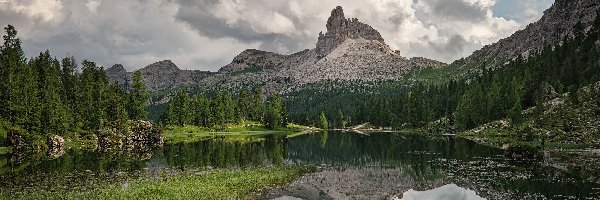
1, 131, 599, 199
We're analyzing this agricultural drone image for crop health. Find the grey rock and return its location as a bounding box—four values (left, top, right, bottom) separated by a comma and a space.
459, 0, 600, 68
47, 135, 65, 159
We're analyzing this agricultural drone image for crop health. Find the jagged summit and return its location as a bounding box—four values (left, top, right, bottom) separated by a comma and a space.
316, 6, 385, 59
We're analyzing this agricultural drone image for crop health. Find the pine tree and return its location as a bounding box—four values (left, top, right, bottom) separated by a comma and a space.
60, 56, 80, 127
318, 112, 328, 129
251, 86, 264, 122
32, 52, 70, 134
172, 90, 191, 126
128, 70, 149, 120
106, 82, 129, 129
264, 94, 283, 129
236, 87, 252, 121
0, 25, 42, 133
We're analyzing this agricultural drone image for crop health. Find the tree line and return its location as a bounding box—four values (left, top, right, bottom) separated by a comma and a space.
159, 87, 289, 129
0, 25, 149, 141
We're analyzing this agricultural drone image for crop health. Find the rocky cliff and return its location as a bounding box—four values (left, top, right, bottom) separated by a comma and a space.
316, 6, 385, 59
459, 0, 600, 68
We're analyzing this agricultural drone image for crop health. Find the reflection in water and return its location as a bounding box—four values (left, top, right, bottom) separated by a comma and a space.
0, 131, 599, 199
398, 184, 485, 200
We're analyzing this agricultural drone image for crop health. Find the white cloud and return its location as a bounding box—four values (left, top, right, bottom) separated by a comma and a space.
0, 0, 552, 71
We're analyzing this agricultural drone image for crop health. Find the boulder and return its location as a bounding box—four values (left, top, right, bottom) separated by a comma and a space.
47, 135, 65, 159
97, 120, 163, 155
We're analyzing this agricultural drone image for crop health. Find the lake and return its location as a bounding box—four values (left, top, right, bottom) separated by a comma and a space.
1, 131, 599, 199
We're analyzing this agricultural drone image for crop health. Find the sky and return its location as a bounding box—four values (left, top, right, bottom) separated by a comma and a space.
0, 0, 554, 71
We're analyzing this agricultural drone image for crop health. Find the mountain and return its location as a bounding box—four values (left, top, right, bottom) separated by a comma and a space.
458, 0, 600, 68
106, 6, 445, 93
105, 60, 213, 92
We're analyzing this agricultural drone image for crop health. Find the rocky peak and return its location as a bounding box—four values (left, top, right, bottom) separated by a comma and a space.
105, 64, 128, 88
316, 6, 385, 59
142, 60, 180, 72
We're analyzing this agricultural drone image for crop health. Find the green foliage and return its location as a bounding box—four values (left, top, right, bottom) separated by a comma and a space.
128, 70, 149, 120
159, 87, 275, 130
318, 112, 328, 129
264, 94, 284, 129
0, 25, 153, 147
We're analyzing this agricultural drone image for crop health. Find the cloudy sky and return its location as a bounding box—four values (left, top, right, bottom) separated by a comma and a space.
0, 0, 554, 71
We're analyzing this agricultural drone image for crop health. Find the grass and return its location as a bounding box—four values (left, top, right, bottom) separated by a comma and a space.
0, 166, 313, 200
163, 121, 316, 143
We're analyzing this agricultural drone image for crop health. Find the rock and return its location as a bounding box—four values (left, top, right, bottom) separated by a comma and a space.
47, 135, 65, 159
460, 0, 600, 68
105, 64, 128, 89
316, 6, 385, 59
105, 60, 213, 92
97, 120, 163, 157
543, 83, 559, 100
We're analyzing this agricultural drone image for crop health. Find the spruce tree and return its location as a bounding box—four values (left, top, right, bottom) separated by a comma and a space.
128, 70, 149, 120
264, 94, 283, 129
318, 112, 328, 129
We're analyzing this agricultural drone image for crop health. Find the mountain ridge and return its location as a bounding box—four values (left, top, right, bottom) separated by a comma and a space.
107, 6, 444, 93
107, 1, 599, 93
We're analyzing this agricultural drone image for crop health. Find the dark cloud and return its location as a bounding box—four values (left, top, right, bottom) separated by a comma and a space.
420, 0, 488, 22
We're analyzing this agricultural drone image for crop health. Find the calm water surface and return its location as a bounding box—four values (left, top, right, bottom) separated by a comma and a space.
1, 131, 599, 199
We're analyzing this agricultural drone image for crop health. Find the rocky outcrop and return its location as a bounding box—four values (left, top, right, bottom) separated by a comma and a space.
97, 120, 163, 156
316, 6, 385, 59
460, 0, 600, 68
47, 135, 65, 159
105, 64, 128, 89
218, 49, 289, 73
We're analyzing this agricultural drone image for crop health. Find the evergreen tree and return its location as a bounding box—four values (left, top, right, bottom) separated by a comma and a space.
236, 87, 252, 121
172, 90, 191, 126
106, 82, 129, 129
60, 56, 80, 127
264, 94, 283, 129
318, 112, 328, 129
128, 70, 149, 120
0, 25, 42, 133
251, 86, 264, 122
33, 52, 69, 134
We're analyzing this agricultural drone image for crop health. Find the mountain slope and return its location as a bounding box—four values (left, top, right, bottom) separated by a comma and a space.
458, 0, 600, 68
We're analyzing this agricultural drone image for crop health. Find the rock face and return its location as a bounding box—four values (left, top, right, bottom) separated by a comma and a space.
460, 0, 600, 68
97, 120, 163, 156
105, 64, 128, 88
316, 6, 385, 59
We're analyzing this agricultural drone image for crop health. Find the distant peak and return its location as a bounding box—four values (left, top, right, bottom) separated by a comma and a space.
108, 64, 125, 70
143, 60, 180, 71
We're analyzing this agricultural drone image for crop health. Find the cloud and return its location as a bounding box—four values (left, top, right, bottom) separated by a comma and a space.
0, 0, 552, 71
